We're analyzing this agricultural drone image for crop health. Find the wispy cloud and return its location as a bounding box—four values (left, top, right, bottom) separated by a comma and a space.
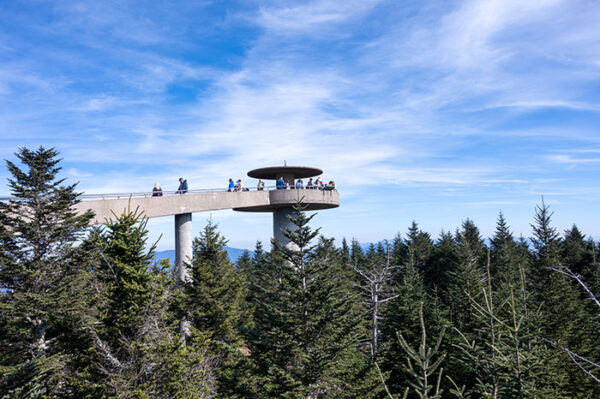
1, 0, 599, 245
547, 154, 600, 164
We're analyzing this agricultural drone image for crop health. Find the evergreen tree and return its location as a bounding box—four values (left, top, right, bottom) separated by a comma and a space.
184, 219, 248, 345
351, 238, 366, 269
75, 210, 218, 397
340, 237, 351, 266
96, 207, 155, 342
427, 230, 458, 300
406, 221, 433, 273
248, 204, 380, 397
0, 147, 93, 396
384, 303, 446, 399
530, 199, 561, 270
180, 219, 252, 398
561, 224, 594, 276
453, 260, 553, 398
381, 260, 431, 396
489, 212, 530, 288
530, 201, 599, 396
391, 233, 409, 268
448, 220, 486, 332
583, 240, 600, 297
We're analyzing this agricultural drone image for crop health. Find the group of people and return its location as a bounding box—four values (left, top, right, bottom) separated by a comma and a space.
151, 177, 187, 197
276, 176, 335, 191
151, 175, 336, 197
228, 178, 250, 192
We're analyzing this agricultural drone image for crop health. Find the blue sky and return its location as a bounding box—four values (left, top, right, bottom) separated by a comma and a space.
1, 0, 599, 250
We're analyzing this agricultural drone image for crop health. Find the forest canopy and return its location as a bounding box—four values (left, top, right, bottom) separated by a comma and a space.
1, 147, 599, 398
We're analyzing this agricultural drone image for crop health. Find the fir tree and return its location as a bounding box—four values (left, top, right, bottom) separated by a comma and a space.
406, 221, 433, 273
96, 206, 155, 342
181, 219, 252, 397
489, 212, 530, 288
82, 209, 217, 397
530, 200, 599, 396
0, 147, 93, 396
448, 221, 486, 332
530, 198, 561, 269
381, 258, 431, 396
391, 233, 409, 269
184, 219, 248, 345
561, 224, 594, 276
387, 303, 446, 399
248, 203, 380, 397
351, 238, 366, 268
427, 230, 458, 300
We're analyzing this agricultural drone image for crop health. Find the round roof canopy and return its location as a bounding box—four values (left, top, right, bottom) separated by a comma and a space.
247, 166, 323, 180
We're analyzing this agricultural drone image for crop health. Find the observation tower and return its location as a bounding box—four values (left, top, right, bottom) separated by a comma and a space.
234, 165, 340, 249
70, 164, 339, 282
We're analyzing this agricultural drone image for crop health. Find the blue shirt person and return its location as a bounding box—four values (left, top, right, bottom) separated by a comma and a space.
276, 176, 286, 189
177, 178, 188, 194
228, 178, 235, 192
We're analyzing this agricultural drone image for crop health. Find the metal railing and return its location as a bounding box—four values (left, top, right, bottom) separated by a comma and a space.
78, 185, 278, 200
0, 184, 337, 202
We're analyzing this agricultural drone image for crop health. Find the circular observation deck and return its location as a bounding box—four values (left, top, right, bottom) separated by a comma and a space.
247, 166, 322, 180
233, 188, 339, 213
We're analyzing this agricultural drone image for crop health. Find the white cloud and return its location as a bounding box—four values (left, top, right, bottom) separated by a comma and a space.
256, 0, 381, 34
547, 154, 600, 164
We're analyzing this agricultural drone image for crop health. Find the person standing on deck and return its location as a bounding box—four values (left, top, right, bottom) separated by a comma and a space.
276, 176, 286, 190
177, 178, 188, 194
152, 183, 163, 197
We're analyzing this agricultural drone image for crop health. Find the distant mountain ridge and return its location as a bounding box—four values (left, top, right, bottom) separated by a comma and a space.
154, 246, 250, 264
154, 243, 377, 265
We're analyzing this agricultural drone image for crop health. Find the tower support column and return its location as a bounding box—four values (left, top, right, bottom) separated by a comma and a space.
175, 212, 193, 284
273, 207, 299, 251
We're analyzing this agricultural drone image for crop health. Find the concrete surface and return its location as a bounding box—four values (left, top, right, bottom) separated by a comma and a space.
175, 213, 193, 284
74, 189, 339, 224
273, 207, 299, 251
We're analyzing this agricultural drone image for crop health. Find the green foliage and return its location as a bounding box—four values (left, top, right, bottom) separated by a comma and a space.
96, 207, 155, 341
397, 303, 446, 399
184, 219, 248, 345
246, 203, 380, 397
2, 148, 600, 398
0, 147, 94, 396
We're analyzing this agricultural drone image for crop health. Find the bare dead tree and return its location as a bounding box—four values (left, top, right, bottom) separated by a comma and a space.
353, 242, 400, 358
544, 264, 600, 384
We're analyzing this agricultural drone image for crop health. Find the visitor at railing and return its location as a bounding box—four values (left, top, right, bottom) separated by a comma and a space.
228, 178, 234, 192
315, 177, 324, 190
152, 183, 163, 197
295, 179, 304, 190
276, 176, 286, 190
234, 179, 242, 192
177, 178, 188, 194
70, 177, 337, 201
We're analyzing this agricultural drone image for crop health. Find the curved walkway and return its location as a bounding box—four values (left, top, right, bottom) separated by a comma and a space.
72, 187, 340, 224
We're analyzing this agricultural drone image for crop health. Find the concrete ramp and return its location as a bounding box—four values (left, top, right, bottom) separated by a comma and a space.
74, 190, 270, 224
73, 189, 339, 224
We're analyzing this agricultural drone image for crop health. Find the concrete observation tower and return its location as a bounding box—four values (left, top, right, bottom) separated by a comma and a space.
71, 164, 339, 283
234, 166, 340, 249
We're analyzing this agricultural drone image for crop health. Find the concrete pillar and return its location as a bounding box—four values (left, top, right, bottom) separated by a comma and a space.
273, 207, 299, 251
175, 212, 193, 285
